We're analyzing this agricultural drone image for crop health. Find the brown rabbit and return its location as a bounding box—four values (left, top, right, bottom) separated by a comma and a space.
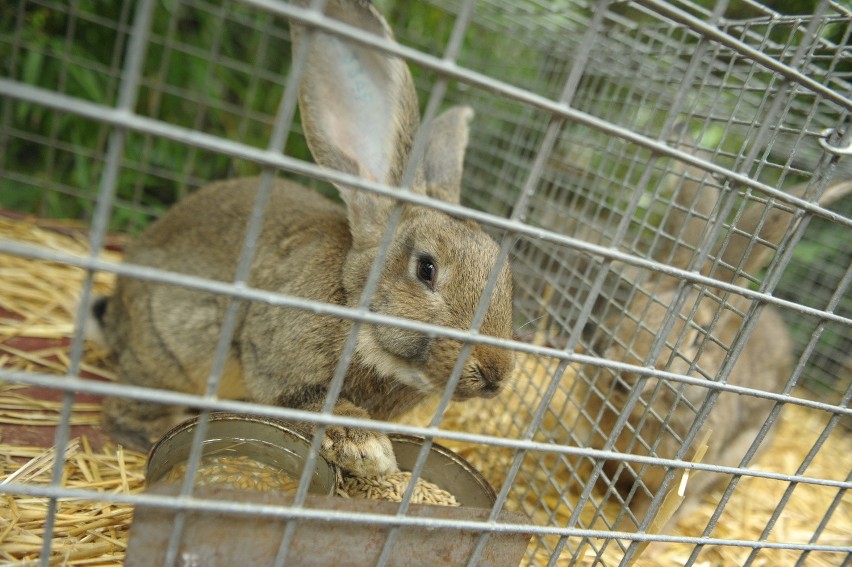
578, 163, 852, 528
90, 0, 515, 476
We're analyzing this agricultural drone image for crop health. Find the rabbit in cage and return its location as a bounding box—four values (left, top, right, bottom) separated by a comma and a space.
577, 161, 852, 529
87, 0, 515, 476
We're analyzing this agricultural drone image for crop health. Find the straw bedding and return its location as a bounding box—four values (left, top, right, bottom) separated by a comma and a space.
1, 214, 849, 566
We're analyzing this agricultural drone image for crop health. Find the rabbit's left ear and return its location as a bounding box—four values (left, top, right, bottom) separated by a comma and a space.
291, 0, 420, 189
422, 106, 474, 205
290, 0, 422, 248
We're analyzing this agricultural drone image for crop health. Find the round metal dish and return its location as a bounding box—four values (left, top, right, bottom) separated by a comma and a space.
146, 412, 336, 496
388, 433, 496, 508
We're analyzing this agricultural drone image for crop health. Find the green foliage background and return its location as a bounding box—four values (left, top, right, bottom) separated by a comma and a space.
1, 0, 846, 230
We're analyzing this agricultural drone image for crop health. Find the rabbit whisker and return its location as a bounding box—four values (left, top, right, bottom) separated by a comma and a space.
514, 315, 547, 334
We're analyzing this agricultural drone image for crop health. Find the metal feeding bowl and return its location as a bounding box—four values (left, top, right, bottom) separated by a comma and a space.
128, 422, 529, 567
387, 433, 496, 508
146, 412, 337, 495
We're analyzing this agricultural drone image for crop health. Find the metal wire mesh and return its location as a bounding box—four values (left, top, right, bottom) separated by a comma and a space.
1, 0, 850, 565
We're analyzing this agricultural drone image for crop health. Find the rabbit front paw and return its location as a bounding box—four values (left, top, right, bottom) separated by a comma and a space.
321, 425, 398, 477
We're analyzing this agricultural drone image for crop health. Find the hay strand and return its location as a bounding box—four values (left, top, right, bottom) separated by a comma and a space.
1, 439, 81, 486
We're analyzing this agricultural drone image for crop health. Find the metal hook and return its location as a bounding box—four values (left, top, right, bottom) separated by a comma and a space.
817, 127, 852, 156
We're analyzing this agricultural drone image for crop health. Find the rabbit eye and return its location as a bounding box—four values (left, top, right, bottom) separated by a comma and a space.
416, 255, 437, 289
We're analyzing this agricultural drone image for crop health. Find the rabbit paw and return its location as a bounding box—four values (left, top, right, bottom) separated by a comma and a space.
321, 426, 398, 477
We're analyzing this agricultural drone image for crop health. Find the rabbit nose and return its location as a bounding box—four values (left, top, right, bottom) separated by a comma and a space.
474, 363, 503, 396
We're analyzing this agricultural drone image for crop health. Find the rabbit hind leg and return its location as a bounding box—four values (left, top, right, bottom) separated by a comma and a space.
99, 333, 200, 452
101, 396, 194, 452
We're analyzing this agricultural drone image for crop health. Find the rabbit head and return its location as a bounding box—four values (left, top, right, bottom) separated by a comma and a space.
289, 0, 515, 401
353, 203, 516, 400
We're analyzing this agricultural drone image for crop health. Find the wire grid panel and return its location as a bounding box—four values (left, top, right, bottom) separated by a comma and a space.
1, 0, 851, 565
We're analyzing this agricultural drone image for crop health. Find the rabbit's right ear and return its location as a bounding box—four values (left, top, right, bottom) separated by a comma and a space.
661, 134, 718, 273
712, 179, 852, 286
290, 0, 421, 248
421, 106, 474, 204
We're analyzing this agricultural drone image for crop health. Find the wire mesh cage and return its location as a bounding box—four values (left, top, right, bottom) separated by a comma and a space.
1, 0, 851, 565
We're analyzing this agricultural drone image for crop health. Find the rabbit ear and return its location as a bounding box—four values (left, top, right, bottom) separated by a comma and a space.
661, 135, 719, 273
712, 179, 852, 286
421, 106, 474, 204
290, 0, 421, 244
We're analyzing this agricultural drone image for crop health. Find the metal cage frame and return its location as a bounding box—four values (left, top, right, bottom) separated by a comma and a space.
1, 0, 850, 565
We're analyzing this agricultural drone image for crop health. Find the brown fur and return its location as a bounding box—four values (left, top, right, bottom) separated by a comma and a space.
577, 166, 851, 528
93, 0, 514, 476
